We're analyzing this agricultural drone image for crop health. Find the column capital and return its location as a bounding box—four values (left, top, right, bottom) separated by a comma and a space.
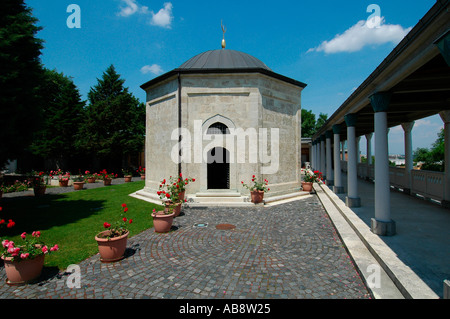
332, 124, 341, 134
365, 132, 373, 139
434, 29, 450, 66
320, 135, 326, 142
325, 130, 333, 139
344, 113, 358, 127
439, 110, 450, 124
370, 92, 391, 113
401, 121, 415, 133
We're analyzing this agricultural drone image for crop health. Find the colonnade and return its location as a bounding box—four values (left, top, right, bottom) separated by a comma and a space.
311, 92, 450, 236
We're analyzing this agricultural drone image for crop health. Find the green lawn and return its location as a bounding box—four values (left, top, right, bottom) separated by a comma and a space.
0, 181, 162, 270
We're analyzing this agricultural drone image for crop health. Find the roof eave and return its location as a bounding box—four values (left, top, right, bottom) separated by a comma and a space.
140, 68, 307, 91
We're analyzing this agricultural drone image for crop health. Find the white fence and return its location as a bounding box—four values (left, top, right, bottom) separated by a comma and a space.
339, 161, 445, 202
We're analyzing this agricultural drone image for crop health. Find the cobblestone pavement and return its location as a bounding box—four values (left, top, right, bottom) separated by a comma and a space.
0, 195, 372, 299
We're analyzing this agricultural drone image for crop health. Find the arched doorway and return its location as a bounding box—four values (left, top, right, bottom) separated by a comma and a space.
207, 147, 230, 189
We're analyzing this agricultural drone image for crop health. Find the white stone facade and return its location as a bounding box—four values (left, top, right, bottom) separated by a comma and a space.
134, 71, 304, 205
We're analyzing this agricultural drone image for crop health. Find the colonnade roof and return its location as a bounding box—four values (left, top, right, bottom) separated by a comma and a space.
313, 0, 450, 142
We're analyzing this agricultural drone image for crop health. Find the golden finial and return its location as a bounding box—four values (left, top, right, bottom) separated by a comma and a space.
221, 20, 226, 49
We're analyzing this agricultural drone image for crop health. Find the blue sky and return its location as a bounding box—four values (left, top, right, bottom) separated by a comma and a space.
25, 0, 441, 155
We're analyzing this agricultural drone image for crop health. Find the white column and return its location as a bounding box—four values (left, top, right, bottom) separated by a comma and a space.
341, 141, 345, 161
370, 92, 395, 236
316, 140, 321, 171
326, 130, 334, 186
401, 122, 415, 193
312, 141, 316, 170
344, 114, 360, 207
440, 111, 450, 206
365, 133, 373, 165
333, 124, 344, 193
356, 136, 361, 163
320, 136, 326, 177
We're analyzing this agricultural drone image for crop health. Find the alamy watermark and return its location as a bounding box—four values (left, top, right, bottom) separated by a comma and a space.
67, 4, 81, 29
171, 120, 280, 175
366, 4, 381, 29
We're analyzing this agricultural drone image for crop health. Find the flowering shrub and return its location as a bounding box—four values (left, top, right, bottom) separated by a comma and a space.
50, 169, 71, 182
98, 169, 118, 180
303, 170, 323, 183
157, 176, 179, 204
0, 180, 31, 193
84, 170, 96, 179
29, 171, 48, 187
1, 231, 59, 262
71, 170, 85, 182
136, 166, 145, 175
122, 168, 133, 176
241, 175, 270, 192
0, 207, 15, 229
156, 174, 195, 214
99, 203, 133, 239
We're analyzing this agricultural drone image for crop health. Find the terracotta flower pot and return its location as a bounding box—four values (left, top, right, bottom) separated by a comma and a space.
103, 178, 112, 186
124, 175, 132, 182
87, 177, 96, 183
73, 182, 84, 190
165, 200, 182, 217
33, 186, 46, 196
140, 174, 145, 180
95, 230, 129, 263
59, 180, 69, 187
302, 182, 313, 192
177, 190, 186, 201
152, 212, 175, 233
2, 254, 45, 285
251, 190, 265, 204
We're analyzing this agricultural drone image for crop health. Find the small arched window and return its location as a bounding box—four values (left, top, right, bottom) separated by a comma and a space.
207, 122, 230, 134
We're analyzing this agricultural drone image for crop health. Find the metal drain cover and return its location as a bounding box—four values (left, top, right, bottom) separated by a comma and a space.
215, 224, 236, 230
194, 223, 208, 228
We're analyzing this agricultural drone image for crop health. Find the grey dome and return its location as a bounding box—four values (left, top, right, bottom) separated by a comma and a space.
178, 49, 272, 71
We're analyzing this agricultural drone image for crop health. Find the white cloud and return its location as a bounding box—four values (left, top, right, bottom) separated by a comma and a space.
141, 64, 164, 75
308, 18, 412, 54
117, 0, 139, 17
117, 1, 174, 29
150, 2, 173, 29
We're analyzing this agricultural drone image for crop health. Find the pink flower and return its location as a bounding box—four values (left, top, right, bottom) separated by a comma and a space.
32, 231, 41, 237
103, 222, 111, 228
2, 240, 10, 248
20, 253, 29, 259
50, 244, 59, 252
21, 232, 27, 239
11, 248, 20, 257
41, 246, 49, 254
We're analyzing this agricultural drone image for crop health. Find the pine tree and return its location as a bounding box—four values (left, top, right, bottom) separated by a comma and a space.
77, 65, 145, 172
30, 68, 86, 169
0, 0, 45, 169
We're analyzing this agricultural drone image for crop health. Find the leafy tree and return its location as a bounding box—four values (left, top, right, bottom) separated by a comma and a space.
77, 65, 145, 172
413, 129, 445, 171
30, 69, 86, 169
301, 109, 328, 137
0, 0, 45, 169
315, 113, 328, 131
301, 109, 316, 138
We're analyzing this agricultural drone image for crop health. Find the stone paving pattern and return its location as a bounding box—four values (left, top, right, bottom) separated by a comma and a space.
0, 195, 371, 299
